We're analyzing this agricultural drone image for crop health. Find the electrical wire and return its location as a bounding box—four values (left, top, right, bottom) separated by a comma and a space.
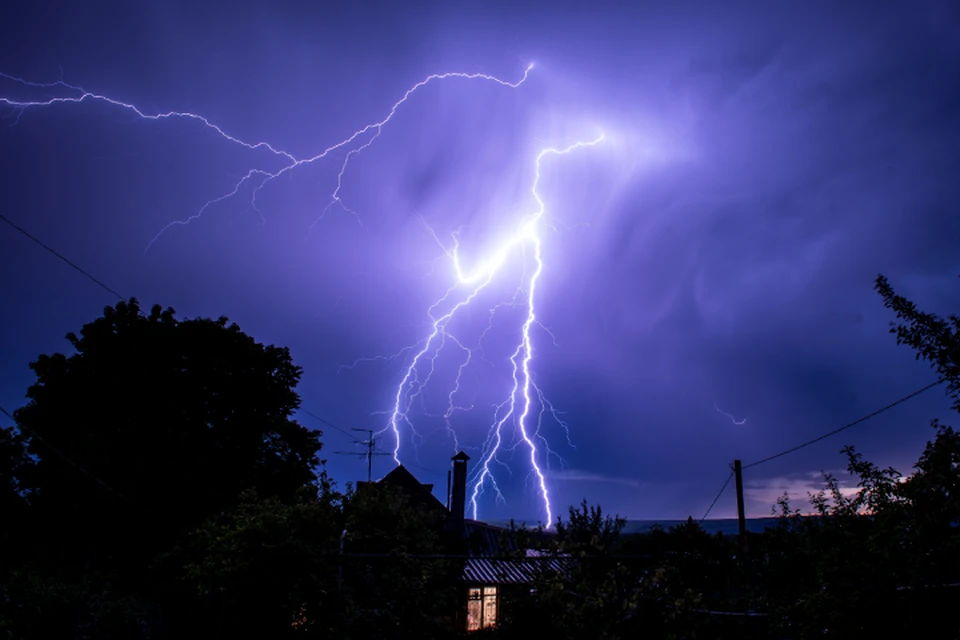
700, 471, 734, 522
743, 378, 945, 470
298, 409, 362, 442
2, 211, 349, 449
0, 212, 124, 300
404, 460, 448, 480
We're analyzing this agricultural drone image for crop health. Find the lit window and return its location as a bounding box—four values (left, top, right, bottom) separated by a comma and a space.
467, 586, 498, 631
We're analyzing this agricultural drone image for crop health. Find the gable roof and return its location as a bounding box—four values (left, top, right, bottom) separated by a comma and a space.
364, 464, 447, 513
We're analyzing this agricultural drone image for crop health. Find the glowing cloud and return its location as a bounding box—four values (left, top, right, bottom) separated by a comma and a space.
385, 135, 604, 527
1, 63, 606, 526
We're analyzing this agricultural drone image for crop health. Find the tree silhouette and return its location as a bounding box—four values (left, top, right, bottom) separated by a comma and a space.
13, 298, 321, 587
0, 424, 31, 543
875, 274, 960, 409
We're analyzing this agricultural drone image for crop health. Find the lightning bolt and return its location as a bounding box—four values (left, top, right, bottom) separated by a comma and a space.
385, 136, 604, 528
715, 403, 747, 425
1, 63, 605, 527
0, 65, 533, 250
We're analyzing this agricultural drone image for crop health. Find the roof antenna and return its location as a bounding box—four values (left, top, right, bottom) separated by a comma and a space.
334, 428, 390, 482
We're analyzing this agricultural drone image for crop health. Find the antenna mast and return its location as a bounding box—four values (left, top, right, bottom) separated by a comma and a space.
334, 428, 389, 482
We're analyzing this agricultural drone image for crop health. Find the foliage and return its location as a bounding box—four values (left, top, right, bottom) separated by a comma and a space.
499, 502, 627, 639
737, 274, 960, 638
0, 425, 32, 540
12, 298, 321, 584
875, 274, 960, 409
553, 501, 625, 557
337, 482, 460, 640
498, 275, 960, 639
5, 277, 960, 638
161, 479, 462, 639
156, 479, 344, 639
757, 420, 960, 639
0, 565, 160, 640
500, 503, 746, 640
2, 299, 323, 638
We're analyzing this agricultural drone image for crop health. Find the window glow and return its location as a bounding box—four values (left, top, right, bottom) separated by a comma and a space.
467, 586, 498, 631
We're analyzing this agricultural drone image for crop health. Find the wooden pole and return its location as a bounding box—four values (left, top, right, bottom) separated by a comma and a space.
733, 459, 747, 554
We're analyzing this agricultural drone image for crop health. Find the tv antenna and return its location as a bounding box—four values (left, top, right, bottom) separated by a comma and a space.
334, 428, 390, 482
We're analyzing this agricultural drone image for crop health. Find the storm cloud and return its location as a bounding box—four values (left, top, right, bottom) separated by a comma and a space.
1, 1, 958, 522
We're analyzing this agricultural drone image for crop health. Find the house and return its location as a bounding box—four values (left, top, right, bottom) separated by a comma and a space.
364, 451, 568, 632
462, 547, 568, 631
357, 463, 449, 516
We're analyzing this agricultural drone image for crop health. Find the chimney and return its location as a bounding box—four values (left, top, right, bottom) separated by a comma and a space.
450, 451, 470, 524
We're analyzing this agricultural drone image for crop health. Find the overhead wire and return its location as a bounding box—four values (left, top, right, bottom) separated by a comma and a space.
403, 460, 448, 480
1, 211, 351, 437
0, 212, 368, 479
700, 471, 734, 522
0, 212, 124, 300
298, 409, 362, 442
699, 379, 946, 520
743, 378, 946, 470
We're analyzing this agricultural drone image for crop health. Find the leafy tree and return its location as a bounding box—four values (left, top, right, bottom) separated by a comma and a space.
875, 274, 960, 408
338, 482, 459, 640
759, 425, 960, 639
13, 298, 321, 587
158, 480, 344, 639
500, 276, 960, 639
900, 420, 960, 529
0, 424, 31, 537
0, 565, 161, 640
500, 502, 625, 639
517, 506, 764, 638
504, 503, 727, 640
745, 277, 960, 637
163, 477, 463, 640
759, 449, 911, 638
553, 501, 625, 558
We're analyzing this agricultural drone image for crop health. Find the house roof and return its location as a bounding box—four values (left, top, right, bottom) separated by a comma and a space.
357, 464, 447, 514
464, 519, 519, 556
358, 463, 573, 585
463, 556, 571, 585
458, 518, 576, 584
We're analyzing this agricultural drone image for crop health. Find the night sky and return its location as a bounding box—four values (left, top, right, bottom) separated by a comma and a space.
2, 1, 959, 524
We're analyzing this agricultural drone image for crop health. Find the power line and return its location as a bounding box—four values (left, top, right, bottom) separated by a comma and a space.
743, 378, 946, 470
3, 214, 381, 491
298, 409, 361, 442
297, 410, 442, 479
2, 213, 350, 446
0, 212, 124, 300
404, 460, 447, 480
700, 471, 734, 522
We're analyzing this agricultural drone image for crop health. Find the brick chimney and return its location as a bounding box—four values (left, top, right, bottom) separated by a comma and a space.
450, 451, 470, 525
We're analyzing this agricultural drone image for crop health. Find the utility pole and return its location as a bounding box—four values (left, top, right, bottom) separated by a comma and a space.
334, 428, 389, 482
733, 459, 748, 554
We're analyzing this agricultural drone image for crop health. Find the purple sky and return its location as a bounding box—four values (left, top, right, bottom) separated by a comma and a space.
2, 1, 958, 523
